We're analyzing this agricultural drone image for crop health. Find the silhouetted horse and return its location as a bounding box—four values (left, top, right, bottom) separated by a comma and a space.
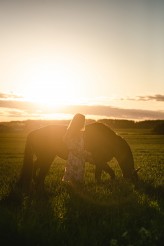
18, 122, 139, 191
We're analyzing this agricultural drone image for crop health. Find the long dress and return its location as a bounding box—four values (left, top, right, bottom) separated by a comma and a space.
62, 133, 87, 183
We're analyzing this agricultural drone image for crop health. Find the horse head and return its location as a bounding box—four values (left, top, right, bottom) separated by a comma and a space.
123, 167, 141, 183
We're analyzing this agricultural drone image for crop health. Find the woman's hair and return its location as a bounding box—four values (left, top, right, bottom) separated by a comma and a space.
64, 113, 85, 139
67, 113, 85, 131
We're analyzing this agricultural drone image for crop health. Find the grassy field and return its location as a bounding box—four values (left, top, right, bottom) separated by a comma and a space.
0, 129, 164, 246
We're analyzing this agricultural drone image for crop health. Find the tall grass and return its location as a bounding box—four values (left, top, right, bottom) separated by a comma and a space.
0, 130, 164, 246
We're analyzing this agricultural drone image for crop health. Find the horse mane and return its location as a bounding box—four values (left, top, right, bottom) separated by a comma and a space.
86, 122, 117, 137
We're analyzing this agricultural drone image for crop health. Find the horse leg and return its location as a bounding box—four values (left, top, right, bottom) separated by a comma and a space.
102, 162, 115, 180
17, 135, 34, 192
33, 159, 40, 184
35, 157, 54, 191
95, 165, 103, 183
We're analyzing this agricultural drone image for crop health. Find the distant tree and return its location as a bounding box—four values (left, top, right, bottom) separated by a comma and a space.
98, 119, 135, 129
97, 119, 164, 129
136, 120, 164, 129
152, 122, 164, 134
0, 124, 12, 132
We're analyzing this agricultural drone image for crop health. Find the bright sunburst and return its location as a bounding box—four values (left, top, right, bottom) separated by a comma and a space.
22, 56, 90, 107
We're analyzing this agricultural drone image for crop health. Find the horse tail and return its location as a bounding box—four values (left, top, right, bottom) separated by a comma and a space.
18, 132, 34, 192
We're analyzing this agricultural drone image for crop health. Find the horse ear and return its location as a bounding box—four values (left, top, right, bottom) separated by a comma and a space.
135, 167, 141, 173
132, 167, 141, 176
132, 167, 141, 183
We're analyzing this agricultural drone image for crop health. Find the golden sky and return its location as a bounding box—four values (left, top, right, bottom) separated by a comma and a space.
0, 0, 164, 121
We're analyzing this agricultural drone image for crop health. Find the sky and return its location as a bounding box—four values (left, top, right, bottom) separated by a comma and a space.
0, 0, 164, 122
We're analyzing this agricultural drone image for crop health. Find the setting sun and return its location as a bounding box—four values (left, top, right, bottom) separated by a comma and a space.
21, 55, 93, 107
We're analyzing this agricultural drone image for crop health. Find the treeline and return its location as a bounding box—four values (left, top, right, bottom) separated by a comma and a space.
0, 119, 164, 132
97, 119, 164, 129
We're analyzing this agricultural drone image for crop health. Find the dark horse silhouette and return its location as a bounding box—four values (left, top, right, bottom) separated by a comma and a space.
18, 122, 139, 191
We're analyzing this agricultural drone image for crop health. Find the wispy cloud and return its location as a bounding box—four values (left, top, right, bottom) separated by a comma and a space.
0, 100, 164, 121
63, 105, 164, 120
0, 92, 164, 121
0, 99, 36, 110
122, 94, 164, 102
137, 95, 164, 102
0, 92, 23, 99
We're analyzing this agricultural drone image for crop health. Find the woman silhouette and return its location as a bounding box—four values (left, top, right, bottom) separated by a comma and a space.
62, 113, 92, 186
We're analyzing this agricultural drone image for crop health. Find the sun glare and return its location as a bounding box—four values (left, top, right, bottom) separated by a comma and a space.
22, 56, 90, 108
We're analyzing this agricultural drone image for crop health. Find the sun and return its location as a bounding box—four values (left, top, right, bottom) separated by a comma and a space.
25, 87, 72, 107
22, 56, 90, 107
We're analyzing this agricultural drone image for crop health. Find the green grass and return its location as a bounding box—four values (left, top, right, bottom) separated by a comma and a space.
0, 130, 164, 246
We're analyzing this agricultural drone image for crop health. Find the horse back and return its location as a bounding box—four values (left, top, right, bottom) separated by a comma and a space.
28, 125, 67, 155
85, 122, 117, 161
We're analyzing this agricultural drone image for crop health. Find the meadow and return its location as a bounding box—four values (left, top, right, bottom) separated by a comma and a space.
0, 127, 164, 246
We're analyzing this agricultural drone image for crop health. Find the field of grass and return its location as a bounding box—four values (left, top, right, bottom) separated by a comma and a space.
0, 129, 164, 246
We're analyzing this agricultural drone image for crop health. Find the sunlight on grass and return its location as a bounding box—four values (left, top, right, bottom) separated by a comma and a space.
0, 129, 163, 245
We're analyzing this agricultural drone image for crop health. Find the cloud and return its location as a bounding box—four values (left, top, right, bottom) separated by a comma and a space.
0, 92, 23, 99
0, 99, 36, 110
0, 94, 164, 121
138, 95, 164, 102
62, 105, 164, 120
122, 94, 164, 102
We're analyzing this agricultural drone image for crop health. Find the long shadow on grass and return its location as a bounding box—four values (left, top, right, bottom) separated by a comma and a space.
135, 178, 164, 203
0, 180, 164, 246
0, 183, 68, 245
58, 180, 164, 246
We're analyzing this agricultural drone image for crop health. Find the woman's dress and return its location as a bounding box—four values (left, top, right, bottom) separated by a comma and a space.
62, 134, 87, 183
